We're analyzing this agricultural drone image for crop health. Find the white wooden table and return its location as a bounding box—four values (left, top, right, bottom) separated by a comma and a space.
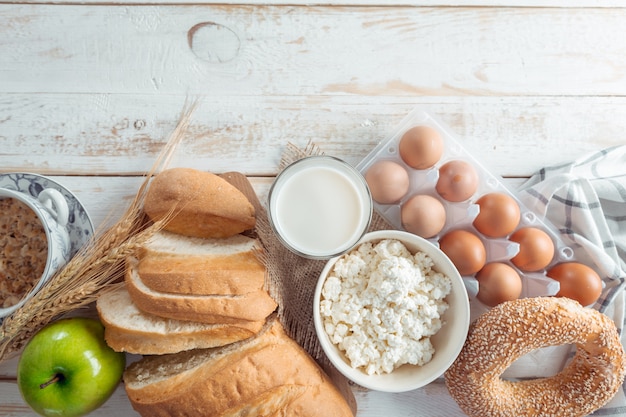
2, 0, 626, 415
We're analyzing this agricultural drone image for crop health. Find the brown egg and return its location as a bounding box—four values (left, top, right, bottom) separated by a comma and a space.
435, 160, 479, 202
473, 192, 521, 238
398, 125, 444, 170
547, 262, 603, 306
365, 160, 410, 204
401, 194, 446, 238
509, 227, 554, 272
475, 262, 522, 307
439, 229, 486, 276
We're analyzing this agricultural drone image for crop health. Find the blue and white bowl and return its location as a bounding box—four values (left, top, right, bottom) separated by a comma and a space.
0, 173, 94, 321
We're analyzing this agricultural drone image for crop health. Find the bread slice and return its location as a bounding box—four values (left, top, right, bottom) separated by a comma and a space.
125, 257, 277, 325
124, 318, 354, 417
136, 231, 266, 296
96, 286, 263, 354
140, 230, 260, 257
143, 168, 256, 238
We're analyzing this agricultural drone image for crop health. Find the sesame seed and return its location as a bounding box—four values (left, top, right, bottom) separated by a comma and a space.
444, 297, 626, 417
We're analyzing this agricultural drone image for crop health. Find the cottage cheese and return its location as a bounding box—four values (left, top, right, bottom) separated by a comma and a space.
319, 239, 452, 375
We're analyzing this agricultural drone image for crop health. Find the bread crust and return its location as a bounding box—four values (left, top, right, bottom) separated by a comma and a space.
137, 252, 266, 296
102, 325, 256, 355
124, 319, 354, 417
144, 168, 256, 238
96, 286, 261, 355
125, 258, 277, 325
220, 385, 307, 417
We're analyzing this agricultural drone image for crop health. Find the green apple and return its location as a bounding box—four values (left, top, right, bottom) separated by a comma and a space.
17, 317, 125, 417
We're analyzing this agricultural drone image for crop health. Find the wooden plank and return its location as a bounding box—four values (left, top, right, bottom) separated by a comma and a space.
0, 375, 457, 417
0, 174, 528, 239
0, 167, 533, 254
0, 379, 464, 417
0, 381, 137, 417
1, 6, 626, 97
0, 379, 460, 417
352, 380, 464, 415
58, 175, 528, 229
1, 95, 625, 177
1, 0, 624, 7
43, 176, 274, 230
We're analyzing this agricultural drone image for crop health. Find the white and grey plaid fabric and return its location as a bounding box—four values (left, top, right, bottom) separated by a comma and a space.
517, 144, 626, 414
519, 145, 626, 313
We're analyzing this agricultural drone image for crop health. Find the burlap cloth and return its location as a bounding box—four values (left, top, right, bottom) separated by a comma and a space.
249, 143, 390, 410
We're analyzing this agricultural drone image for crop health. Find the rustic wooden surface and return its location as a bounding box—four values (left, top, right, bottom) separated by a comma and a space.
1, 0, 626, 415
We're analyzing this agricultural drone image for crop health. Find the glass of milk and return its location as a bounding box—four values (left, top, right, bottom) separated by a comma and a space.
268, 156, 372, 259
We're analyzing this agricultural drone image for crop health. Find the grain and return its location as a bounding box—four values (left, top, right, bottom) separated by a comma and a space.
0, 198, 47, 308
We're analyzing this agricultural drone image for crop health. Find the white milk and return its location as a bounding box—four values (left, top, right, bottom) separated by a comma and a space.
268, 156, 372, 259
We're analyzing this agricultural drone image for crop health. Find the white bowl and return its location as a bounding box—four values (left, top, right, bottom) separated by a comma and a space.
313, 230, 470, 392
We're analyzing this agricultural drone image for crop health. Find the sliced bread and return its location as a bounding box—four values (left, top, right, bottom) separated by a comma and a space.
124, 317, 354, 417
143, 168, 256, 238
125, 257, 277, 325
96, 285, 263, 354
136, 231, 266, 296
139, 230, 260, 257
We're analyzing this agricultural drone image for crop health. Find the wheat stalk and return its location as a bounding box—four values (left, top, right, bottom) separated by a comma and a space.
0, 100, 198, 361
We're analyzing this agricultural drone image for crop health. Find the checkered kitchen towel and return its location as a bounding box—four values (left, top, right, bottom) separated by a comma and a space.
515, 145, 626, 414
519, 145, 626, 312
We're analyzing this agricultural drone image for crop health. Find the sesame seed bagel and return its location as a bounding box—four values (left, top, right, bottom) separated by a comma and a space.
444, 297, 626, 417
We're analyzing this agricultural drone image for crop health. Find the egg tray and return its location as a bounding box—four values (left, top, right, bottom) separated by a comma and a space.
355, 106, 603, 308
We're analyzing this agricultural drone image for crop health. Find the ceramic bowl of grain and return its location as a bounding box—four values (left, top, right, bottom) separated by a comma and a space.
0, 187, 72, 319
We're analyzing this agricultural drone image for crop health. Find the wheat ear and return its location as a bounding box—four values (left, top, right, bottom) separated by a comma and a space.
0, 100, 198, 361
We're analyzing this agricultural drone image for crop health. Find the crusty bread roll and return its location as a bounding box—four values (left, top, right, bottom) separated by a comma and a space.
125, 257, 277, 325
144, 168, 256, 238
96, 285, 263, 354
136, 231, 265, 296
124, 317, 355, 417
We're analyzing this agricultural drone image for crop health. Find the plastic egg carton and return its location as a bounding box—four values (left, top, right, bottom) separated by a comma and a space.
356, 106, 603, 308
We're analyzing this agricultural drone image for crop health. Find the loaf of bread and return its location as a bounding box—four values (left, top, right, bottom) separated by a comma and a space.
125, 257, 277, 326
124, 317, 355, 417
97, 172, 356, 416
96, 285, 263, 354
144, 168, 256, 238
136, 231, 266, 296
